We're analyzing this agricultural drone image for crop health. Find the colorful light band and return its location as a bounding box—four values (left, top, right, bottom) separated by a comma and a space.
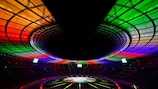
98, 0, 158, 61
0, 0, 55, 62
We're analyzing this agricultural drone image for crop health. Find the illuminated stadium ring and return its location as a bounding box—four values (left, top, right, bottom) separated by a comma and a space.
97, 23, 131, 53
30, 24, 64, 59
1, 0, 158, 63
29, 22, 131, 63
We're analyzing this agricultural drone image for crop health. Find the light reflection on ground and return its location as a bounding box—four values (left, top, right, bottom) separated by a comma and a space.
63, 76, 96, 83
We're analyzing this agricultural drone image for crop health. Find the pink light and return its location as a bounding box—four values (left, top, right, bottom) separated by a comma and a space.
115, 52, 146, 58
86, 60, 99, 64
55, 60, 71, 64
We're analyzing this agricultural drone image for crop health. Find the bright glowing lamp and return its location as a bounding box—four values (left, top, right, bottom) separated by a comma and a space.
121, 58, 127, 63
77, 64, 82, 68
33, 58, 39, 63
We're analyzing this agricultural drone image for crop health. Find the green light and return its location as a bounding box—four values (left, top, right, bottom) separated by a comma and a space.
108, 55, 123, 61
104, 0, 158, 32
0, 43, 35, 54
80, 61, 87, 64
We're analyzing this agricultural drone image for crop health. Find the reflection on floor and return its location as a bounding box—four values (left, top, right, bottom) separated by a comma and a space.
20, 75, 136, 89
